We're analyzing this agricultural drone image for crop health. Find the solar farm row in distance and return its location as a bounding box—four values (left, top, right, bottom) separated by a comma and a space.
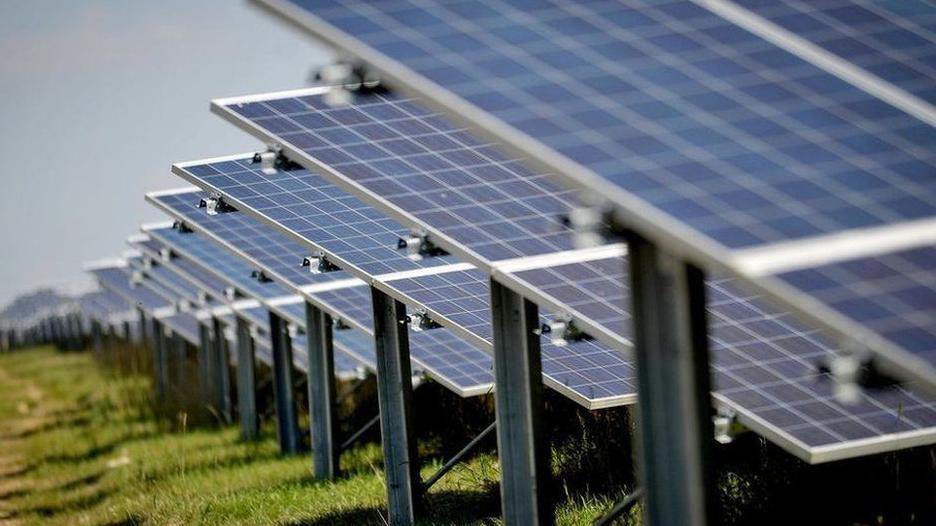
253, 0, 936, 388
135, 227, 374, 380
78, 290, 134, 326
154, 177, 631, 407
86, 261, 203, 347
147, 188, 497, 398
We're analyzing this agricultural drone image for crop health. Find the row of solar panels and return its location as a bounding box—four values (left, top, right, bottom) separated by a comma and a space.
252, 0, 936, 392
71, 0, 935, 468
75, 135, 934, 464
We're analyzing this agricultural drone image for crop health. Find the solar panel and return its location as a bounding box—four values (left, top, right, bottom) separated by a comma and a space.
126, 249, 208, 306
148, 188, 356, 288
502, 255, 936, 461
206, 98, 582, 267
730, 0, 936, 103
232, 302, 371, 380
171, 156, 457, 276
776, 244, 936, 368
88, 263, 172, 312
250, 0, 936, 387
149, 185, 494, 396
134, 238, 231, 302
145, 225, 291, 300
160, 312, 201, 347
79, 290, 131, 324
171, 162, 627, 405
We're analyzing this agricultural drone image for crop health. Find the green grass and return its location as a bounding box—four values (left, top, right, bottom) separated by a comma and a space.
0, 347, 620, 525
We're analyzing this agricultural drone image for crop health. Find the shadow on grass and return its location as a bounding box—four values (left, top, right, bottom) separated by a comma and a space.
283, 488, 501, 526
8, 486, 113, 519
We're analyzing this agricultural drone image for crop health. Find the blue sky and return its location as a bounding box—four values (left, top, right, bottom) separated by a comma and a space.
0, 1, 329, 306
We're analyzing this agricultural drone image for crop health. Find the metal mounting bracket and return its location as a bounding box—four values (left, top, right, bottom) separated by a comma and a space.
534, 314, 592, 347
403, 308, 440, 332
198, 193, 235, 216
301, 252, 341, 274
397, 230, 449, 261
251, 269, 274, 283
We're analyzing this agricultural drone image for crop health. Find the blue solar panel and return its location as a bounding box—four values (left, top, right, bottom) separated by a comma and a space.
79, 290, 130, 322
126, 254, 206, 306
386, 268, 637, 407
173, 156, 456, 276
152, 185, 494, 395
146, 226, 291, 300
133, 237, 232, 302
161, 312, 201, 347
734, 0, 936, 102
271, 0, 936, 251
149, 189, 355, 288
505, 256, 936, 459
510, 257, 631, 339
90, 265, 172, 312
777, 245, 936, 367
212, 94, 579, 266
312, 284, 374, 332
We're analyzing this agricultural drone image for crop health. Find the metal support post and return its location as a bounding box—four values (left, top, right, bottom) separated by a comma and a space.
371, 287, 420, 525
91, 320, 104, 356
235, 316, 259, 440
305, 301, 339, 479
628, 236, 717, 526
199, 323, 215, 407
269, 311, 301, 454
211, 317, 233, 423
151, 319, 168, 399
170, 331, 188, 388
489, 278, 551, 525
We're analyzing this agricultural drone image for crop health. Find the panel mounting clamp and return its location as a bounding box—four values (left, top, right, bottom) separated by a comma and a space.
301, 252, 341, 274
397, 229, 449, 261
560, 193, 616, 249
314, 60, 384, 107
534, 313, 592, 347
403, 308, 440, 332
198, 193, 236, 216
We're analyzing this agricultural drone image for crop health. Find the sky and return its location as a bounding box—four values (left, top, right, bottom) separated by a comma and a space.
0, 1, 330, 307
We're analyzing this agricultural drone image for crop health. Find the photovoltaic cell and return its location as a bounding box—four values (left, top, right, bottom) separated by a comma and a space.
271, 0, 936, 251
173, 156, 455, 276
777, 245, 936, 368
734, 0, 936, 102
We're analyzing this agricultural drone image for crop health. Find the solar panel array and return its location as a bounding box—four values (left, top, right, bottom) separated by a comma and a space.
65, 0, 935, 470
191, 75, 936, 457
171, 161, 635, 406
148, 186, 494, 397
257, 0, 936, 388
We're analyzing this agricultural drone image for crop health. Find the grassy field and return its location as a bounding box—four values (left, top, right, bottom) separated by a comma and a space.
1, 346, 933, 525
0, 347, 624, 525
